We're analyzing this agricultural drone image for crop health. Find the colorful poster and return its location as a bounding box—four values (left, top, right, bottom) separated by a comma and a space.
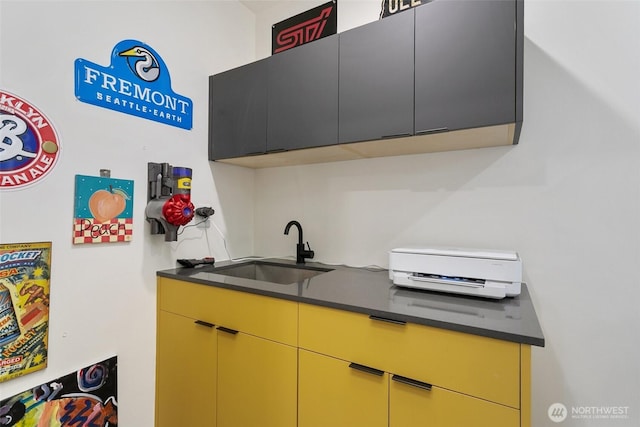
0, 242, 51, 383
0, 356, 118, 426
0, 89, 61, 191
73, 175, 134, 244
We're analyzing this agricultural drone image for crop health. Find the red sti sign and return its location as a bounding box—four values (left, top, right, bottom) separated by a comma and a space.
272, 1, 337, 54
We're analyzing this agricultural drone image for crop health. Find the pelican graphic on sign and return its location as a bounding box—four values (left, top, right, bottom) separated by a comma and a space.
119, 46, 160, 82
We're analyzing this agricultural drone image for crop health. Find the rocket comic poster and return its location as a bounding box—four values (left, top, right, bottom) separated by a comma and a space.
0, 242, 52, 383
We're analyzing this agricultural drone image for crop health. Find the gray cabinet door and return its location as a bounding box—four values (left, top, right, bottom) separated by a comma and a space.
268, 35, 339, 151
339, 10, 414, 144
415, 0, 516, 133
209, 59, 267, 160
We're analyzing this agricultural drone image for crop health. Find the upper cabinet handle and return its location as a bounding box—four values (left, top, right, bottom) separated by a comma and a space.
216, 326, 239, 335
392, 374, 432, 391
381, 133, 412, 139
348, 362, 384, 377
194, 320, 214, 328
244, 151, 266, 157
266, 148, 287, 154
369, 315, 406, 326
415, 127, 448, 135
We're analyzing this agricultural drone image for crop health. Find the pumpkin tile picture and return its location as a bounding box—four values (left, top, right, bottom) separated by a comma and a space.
73, 175, 134, 244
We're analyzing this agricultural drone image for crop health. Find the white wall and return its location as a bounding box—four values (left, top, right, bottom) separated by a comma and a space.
0, 1, 256, 425
252, 1, 640, 426
2, 1, 639, 426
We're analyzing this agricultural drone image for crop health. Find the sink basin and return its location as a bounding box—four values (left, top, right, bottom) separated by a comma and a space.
209, 261, 332, 285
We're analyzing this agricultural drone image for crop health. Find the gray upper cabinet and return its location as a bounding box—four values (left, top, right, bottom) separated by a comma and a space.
209, 59, 268, 160
208, 0, 522, 168
267, 35, 339, 151
414, 0, 517, 134
338, 10, 414, 144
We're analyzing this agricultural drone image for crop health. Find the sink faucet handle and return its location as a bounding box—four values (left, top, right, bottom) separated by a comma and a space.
303, 242, 315, 261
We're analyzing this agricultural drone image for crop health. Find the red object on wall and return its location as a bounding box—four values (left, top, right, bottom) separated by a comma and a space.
162, 194, 194, 226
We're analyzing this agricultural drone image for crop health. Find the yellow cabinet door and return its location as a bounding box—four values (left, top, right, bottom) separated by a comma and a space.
217, 329, 297, 427
298, 349, 388, 427
156, 310, 217, 427
299, 303, 520, 408
389, 374, 520, 427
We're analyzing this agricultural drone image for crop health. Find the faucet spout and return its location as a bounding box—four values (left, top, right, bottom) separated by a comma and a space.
284, 220, 303, 246
284, 220, 314, 264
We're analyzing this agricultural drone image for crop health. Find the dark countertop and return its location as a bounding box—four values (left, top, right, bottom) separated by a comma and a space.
157, 258, 545, 347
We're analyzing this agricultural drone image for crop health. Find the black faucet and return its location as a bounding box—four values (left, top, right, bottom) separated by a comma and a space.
284, 220, 314, 264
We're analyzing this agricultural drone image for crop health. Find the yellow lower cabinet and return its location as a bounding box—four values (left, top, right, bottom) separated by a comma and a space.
156, 279, 533, 427
156, 310, 217, 427
298, 349, 389, 427
299, 303, 520, 408
389, 375, 520, 427
216, 329, 297, 427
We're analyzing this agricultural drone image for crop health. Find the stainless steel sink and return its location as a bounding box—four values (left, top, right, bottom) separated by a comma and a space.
208, 260, 332, 285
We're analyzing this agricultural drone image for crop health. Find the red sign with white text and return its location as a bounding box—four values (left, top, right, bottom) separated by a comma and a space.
272, 1, 337, 54
0, 90, 61, 190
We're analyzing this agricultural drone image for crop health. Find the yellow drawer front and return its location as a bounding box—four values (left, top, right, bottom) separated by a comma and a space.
158, 278, 298, 345
390, 376, 520, 427
299, 349, 389, 427
211, 286, 298, 346
299, 303, 520, 408
158, 277, 219, 324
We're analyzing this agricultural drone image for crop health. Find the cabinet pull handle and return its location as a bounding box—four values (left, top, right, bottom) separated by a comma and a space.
381, 133, 412, 139
266, 148, 287, 154
369, 315, 406, 326
392, 375, 432, 391
348, 362, 384, 377
194, 320, 214, 328
415, 127, 448, 135
216, 326, 238, 335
